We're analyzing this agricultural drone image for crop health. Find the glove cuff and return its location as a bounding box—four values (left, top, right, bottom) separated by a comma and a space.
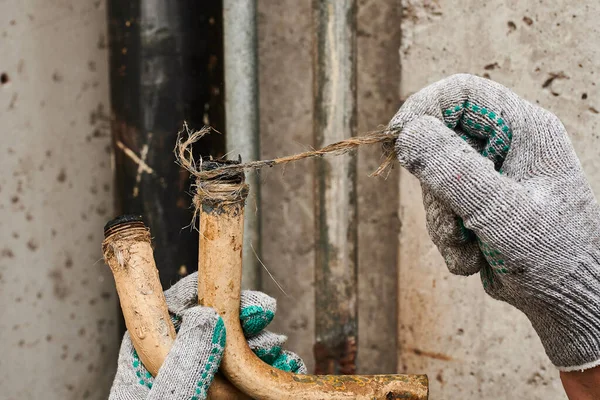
559, 357, 600, 372
528, 258, 600, 370
548, 327, 600, 372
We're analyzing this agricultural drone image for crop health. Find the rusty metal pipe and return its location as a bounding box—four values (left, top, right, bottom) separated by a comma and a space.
197, 165, 429, 399
102, 215, 248, 399
103, 216, 175, 377
106, 0, 227, 292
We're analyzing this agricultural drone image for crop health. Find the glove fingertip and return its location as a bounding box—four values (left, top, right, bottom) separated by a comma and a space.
441, 241, 486, 276
253, 343, 283, 364
240, 306, 275, 337
241, 290, 277, 312
271, 350, 307, 374
248, 331, 288, 364
395, 116, 453, 174
240, 291, 277, 336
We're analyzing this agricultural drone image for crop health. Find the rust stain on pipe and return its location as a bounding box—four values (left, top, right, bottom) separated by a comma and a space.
102, 215, 248, 399
197, 166, 428, 399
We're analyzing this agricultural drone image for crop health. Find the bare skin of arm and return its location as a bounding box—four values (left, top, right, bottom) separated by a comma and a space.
560, 367, 600, 400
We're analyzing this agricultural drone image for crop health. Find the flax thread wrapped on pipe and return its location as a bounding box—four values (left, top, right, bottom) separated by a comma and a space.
176, 127, 429, 400
174, 123, 399, 184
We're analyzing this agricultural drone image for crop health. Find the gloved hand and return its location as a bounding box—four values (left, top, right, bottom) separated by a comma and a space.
390, 73, 600, 371
109, 272, 305, 399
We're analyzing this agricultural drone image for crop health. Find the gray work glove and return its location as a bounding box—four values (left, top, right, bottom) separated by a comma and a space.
390, 73, 600, 371
109, 272, 305, 400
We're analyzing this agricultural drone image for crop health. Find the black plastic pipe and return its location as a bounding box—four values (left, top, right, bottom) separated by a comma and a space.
106, 0, 225, 293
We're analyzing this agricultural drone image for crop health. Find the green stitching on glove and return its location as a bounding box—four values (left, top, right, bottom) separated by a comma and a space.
272, 353, 300, 372
442, 102, 514, 278
192, 318, 226, 400
254, 346, 282, 364
442, 102, 513, 164
478, 238, 508, 274
457, 217, 509, 285
240, 305, 275, 336
132, 350, 154, 389
212, 318, 226, 347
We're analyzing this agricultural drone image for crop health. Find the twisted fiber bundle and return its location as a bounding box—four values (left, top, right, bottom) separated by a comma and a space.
174, 124, 399, 187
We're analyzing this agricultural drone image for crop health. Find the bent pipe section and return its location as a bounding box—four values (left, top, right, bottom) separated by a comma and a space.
102, 203, 429, 398
102, 215, 248, 399
197, 186, 429, 399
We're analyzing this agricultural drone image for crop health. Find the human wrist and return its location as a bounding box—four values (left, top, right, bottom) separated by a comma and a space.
560, 366, 600, 400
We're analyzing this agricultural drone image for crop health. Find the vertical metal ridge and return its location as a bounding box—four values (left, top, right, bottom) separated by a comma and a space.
313, 0, 358, 375
223, 0, 261, 290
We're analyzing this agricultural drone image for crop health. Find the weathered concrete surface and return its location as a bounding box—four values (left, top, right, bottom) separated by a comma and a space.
1, 0, 589, 398
356, 0, 401, 374
398, 1, 599, 398
0, 1, 119, 399
258, 0, 402, 374
257, 0, 317, 372
313, 0, 358, 375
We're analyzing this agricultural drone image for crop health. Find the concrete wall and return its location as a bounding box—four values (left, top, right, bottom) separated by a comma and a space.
398, 1, 599, 399
1, 0, 596, 399
257, 0, 401, 374
0, 1, 119, 399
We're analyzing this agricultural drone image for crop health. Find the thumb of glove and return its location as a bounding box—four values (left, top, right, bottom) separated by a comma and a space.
395, 115, 529, 238
148, 307, 226, 400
